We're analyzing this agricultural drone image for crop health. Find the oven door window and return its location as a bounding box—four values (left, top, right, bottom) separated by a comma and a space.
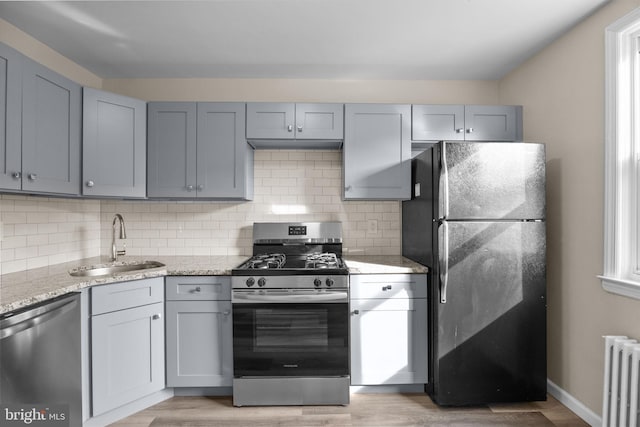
233, 303, 349, 377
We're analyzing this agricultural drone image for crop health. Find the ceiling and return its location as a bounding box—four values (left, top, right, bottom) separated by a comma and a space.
0, 0, 610, 80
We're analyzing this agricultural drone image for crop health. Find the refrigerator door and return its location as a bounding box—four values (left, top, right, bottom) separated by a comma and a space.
432, 220, 546, 405
439, 142, 545, 221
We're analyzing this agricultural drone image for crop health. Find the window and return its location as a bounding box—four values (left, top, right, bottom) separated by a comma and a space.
601, 8, 640, 299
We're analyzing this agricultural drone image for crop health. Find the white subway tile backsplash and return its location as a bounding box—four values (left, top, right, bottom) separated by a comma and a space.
1, 150, 402, 274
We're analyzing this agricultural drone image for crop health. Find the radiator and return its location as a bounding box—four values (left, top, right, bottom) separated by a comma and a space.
603, 336, 640, 427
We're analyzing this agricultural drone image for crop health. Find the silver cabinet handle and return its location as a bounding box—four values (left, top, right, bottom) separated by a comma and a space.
197, 184, 204, 191
86, 180, 94, 187
345, 185, 352, 192
353, 310, 360, 315
466, 127, 474, 133
11, 172, 21, 179
186, 185, 194, 192
456, 128, 464, 133
152, 313, 162, 320
194, 286, 202, 293
382, 285, 392, 291
287, 124, 293, 132
297, 125, 303, 132
28, 173, 37, 181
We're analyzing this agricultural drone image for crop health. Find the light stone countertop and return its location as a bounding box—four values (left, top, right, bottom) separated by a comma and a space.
0, 255, 427, 315
344, 255, 428, 274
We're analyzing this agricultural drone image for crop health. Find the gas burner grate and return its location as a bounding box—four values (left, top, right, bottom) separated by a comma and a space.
305, 252, 340, 269
246, 253, 286, 269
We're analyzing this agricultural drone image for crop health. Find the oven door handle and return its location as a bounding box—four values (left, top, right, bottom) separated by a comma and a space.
232, 290, 348, 303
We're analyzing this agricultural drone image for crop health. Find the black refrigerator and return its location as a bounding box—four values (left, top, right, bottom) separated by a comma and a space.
402, 141, 547, 406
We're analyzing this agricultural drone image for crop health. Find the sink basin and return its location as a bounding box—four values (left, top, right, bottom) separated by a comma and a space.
69, 261, 166, 277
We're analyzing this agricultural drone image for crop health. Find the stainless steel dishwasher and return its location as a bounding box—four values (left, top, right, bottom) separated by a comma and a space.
0, 293, 82, 426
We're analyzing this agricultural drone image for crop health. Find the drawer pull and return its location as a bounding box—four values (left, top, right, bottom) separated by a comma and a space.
223, 311, 231, 316
382, 285, 393, 291
152, 313, 162, 320
194, 287, 202, 293
353, 310, 360, 315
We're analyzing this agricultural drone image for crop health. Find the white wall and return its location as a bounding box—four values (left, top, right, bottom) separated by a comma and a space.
499, 0, 640, 415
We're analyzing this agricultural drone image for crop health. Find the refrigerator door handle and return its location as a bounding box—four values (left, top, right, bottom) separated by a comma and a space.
438, 221, 449, 304
439, 141, 449, 219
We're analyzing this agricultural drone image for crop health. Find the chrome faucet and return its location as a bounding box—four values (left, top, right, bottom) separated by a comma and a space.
111, 214, 127, 261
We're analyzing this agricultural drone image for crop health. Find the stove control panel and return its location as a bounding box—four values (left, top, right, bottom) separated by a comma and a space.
233, 275, 348, 290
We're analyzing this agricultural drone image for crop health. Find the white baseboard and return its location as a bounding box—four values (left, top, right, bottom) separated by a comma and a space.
547, 379, 601, 427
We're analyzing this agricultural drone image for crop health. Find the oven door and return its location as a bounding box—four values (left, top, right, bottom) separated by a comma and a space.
232, 299, 349, 377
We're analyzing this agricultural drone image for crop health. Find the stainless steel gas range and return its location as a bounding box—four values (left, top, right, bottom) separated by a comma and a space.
231, 222, 350, 406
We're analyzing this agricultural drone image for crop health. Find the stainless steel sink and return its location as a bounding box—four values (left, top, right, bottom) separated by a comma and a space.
69, 261, 165, 277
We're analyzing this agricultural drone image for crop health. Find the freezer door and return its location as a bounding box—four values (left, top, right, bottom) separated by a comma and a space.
433, 220, 546, 405
439, 142, 545, 220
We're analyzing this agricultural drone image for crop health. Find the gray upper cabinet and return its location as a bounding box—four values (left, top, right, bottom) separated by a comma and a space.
21, 57, 81, 195
0, 43, 22, 191
412, 105, 523, 142
197, 103, 253, 199
147, 102, 253, 200
343, 104, 411, 200
246, 102, 343, 147
82, 88, 147, 198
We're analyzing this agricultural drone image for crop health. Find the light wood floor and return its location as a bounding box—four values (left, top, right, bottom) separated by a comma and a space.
110, 393, 589, 427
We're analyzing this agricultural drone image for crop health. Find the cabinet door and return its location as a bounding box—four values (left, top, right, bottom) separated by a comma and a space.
91, 302, 165, 416
21, 58, 81, 195
196, 103, 253, 199
147, 102, 197, 198
464, 105, 522, 141
0, 43, 22, 191
343, 104, 411, 200
295, 103, 344, 140
350, 298, 427, 385
412, 105, 465, 141
246, 102, 295, 139
82, 88, 146, 198
165, 300, 233, 387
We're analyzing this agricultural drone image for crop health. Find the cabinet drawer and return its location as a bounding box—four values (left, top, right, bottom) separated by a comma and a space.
165, 276, 231, 301
91, 277, 164, 315
350, 274, 427, 299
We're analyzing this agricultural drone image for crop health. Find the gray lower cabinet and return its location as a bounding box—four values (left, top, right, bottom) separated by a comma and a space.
343, 104, 411, 200
165, 276, 233, 387
21, 56, 81, 195
82, 88, 147, 198
412, 104, 523, 142
0, 43, 22, 191
350, 274, 428, 385
147, 102, 253, 199
246, 102, 344, 145
90, 278, 165, 416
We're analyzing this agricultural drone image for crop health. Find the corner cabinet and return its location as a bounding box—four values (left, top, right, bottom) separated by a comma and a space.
0, 43, 22, 191
343, 104, 411, 200
350, 274, 428, 385
82, 88, 147, 198
165, 276, 233, 387
90, 278, 165, 416
412, 104, 523, 142
147, 102, 253, 200
246, 102, 344, 148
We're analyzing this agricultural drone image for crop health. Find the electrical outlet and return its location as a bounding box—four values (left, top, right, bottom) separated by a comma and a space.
367, 219, 378, 234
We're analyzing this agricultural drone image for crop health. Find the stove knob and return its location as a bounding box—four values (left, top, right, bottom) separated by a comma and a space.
258, 277, 266, 287
326, 278, 334, 287
246, 277, 255, 287
314, 278, 322, 288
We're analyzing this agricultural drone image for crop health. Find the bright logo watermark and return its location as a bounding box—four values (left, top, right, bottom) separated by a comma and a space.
1, 405, 69, 426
